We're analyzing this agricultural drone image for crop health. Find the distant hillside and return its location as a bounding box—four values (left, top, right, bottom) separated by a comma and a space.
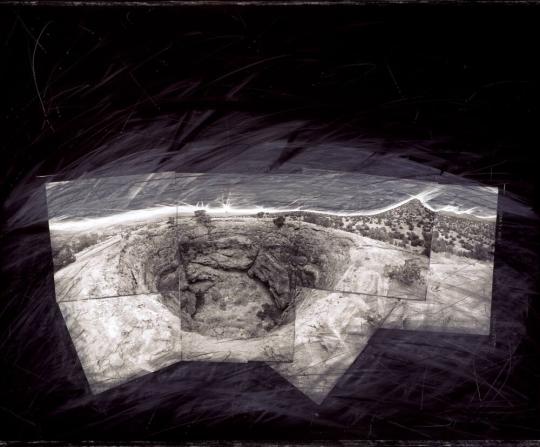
253, 199, 435, 255
431, 213, 496, 261
252, 198, 495, 261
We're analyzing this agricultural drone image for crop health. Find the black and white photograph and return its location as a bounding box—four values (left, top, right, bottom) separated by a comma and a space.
270, 289, 398, 404
46, 172, 179, 301
174, 171, 437, 362
174, 172, 440, 301
266, 183, 499, 403
177, 212, 298, 362
1, 2, 540, 445
46, 173, 183, 392
58, 293, 182, 394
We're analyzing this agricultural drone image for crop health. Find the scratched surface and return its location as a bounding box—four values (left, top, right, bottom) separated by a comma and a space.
1, 4, 539, 442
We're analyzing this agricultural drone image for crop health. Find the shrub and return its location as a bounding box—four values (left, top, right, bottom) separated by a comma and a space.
431, 230, 457, 254
72, 233, 100, 252
422, 229, 432, 254
194, 209, 212, 226
53, 246, 76, 272
256, 303, 281, 325
368, 227, 388, 241
303, 213, 330, 227
471, 243, 492, 261
384, 259, 424, 286
273, 215, 286, 228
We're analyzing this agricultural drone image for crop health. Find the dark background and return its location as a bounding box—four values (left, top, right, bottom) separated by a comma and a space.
1, 2, 540, 442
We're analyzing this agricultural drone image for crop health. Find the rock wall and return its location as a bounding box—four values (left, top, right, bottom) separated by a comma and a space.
177, 216, 354, 339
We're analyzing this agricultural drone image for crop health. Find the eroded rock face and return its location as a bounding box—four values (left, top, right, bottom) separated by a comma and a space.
116, 221, 179, 295
176, 216, 354, 340
248, 251, 291, 309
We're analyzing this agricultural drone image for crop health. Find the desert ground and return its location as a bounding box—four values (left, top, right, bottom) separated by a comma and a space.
59, 294, 182, 393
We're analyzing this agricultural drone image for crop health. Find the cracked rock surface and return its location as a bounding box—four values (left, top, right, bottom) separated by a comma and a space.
177, 216, 354, 341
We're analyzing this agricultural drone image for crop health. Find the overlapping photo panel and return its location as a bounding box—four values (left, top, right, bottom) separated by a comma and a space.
270, 288, 400, 404
177, 201, 297, 363
174, 172, 439, 363
270, 185, 498, 404
382, 184, 498, 335
174, 172, 438, 299
46, 172, 182, 393
175, 174, 299, 362
46, 172, 180, 301
59, 294, 182, 394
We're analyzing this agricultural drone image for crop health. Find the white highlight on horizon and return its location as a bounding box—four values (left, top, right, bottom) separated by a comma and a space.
48, 186, 497, 232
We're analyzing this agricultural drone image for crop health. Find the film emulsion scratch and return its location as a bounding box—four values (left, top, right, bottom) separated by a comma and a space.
1, 3, 539, 443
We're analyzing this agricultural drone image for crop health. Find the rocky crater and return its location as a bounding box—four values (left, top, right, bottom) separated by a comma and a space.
61, 214, 355, 338
175, 215, 353, 340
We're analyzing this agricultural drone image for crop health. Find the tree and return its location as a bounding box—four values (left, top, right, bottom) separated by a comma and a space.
53, 246, 76, 272
273, 215, 286, 228
194, 209, 212, 227
422, 229, 432, 255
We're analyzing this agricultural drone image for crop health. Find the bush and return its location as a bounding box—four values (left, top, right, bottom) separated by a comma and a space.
471, 242, 492, 261
431, 233, 455, 254
256, 303, 281, 326
422, 229, 432, 254
72, 233, 99, 253
368, 227, 388, 241
53, 246, 76, 272
303, 213, 330, 228
194, 209, 212, 226
389, 230, 402, 240
385, 259, 424, 286
273, 215, 286, 228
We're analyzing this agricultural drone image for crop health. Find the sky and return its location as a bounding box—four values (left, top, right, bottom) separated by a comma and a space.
46, 172, 498, 231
